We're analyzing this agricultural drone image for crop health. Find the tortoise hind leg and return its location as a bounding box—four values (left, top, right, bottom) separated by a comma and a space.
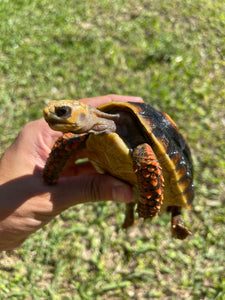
171, 206, 192, 239
122, 202, 136, 228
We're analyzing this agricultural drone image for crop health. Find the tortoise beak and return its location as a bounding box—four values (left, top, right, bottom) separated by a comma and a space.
43, 103, 72, 131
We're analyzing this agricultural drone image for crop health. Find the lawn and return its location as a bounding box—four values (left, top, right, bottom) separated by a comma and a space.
0, 0, 224, 299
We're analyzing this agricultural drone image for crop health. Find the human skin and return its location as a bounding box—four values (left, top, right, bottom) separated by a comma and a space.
0, 95, 143, 250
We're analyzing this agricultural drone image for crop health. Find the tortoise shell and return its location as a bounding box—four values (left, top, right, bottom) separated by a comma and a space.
43, 100, 194, 239
96, 102, 194, 211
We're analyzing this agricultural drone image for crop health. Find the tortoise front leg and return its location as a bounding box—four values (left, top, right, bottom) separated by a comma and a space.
171, 206, 192, 239
43, 133, 87, 185
132, 143, 164, 220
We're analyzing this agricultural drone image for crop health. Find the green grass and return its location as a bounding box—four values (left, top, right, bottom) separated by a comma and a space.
0, 0, 224, 299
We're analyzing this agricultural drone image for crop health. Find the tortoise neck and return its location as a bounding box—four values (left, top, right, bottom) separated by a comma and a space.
90, 109, 119, 133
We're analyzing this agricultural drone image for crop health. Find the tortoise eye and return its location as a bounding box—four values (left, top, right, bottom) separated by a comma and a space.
55, 106, 72, 118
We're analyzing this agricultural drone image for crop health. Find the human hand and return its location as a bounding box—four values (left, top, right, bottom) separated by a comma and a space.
0, 95, 143, 250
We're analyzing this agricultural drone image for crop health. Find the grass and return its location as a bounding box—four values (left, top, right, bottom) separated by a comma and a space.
0, 0, 224, 299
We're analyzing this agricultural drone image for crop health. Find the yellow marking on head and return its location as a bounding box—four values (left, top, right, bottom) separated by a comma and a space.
43, 100, 92, 132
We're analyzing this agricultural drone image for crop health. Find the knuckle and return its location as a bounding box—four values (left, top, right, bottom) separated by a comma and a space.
89, 175, 102, 202
87, 175, 110, 202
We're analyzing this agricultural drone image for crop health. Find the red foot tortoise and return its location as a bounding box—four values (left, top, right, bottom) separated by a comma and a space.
43, 100, 194, 239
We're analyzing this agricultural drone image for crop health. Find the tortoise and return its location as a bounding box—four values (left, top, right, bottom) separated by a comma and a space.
42, 100, 194, 239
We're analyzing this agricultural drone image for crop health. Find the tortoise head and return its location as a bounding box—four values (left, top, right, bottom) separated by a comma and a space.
43, 100, 118, 133
43, 100, 96, 133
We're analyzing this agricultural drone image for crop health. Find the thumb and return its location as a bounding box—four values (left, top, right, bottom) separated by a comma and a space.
51, 174, 134, 211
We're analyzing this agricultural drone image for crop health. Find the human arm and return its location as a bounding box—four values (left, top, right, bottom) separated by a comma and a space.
0, 95, 143, 250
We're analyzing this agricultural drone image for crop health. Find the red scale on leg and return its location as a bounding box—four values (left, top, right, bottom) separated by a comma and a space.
42, 133, 88, 185
132, 143, 164, 219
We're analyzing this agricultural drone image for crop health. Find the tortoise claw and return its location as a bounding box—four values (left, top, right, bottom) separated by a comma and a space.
171, 223, 192, 240
171, 206, 192, 240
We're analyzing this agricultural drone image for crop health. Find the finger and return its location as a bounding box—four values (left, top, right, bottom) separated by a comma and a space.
51, 174, 134, 211
80, 94, 143, 107
107, 94, 144, 102
19, 118, 62, 153
1, 119, 62, 176
61, 161, 97, 177
59, 148, 94, 176
35, 118, 62, 148
26, 119, 62, 166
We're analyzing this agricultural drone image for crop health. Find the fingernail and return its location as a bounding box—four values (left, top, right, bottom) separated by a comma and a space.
112, 181, 133, 203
